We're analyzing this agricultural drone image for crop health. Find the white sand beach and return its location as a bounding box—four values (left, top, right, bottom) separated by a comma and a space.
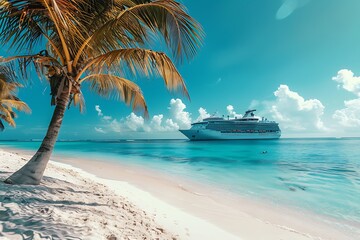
0, 148, 357, 240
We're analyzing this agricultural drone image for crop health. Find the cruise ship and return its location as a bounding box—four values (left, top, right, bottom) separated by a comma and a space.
179, 110, 281, 140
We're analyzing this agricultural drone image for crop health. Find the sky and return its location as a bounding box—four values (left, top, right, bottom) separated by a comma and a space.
2, 0, 360, 140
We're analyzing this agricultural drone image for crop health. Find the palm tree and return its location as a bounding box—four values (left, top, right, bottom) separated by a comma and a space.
0, 65, 30, 131
0, 0, 203, 185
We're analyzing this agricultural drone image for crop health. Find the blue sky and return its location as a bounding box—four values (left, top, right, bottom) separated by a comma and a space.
2, 0, 360, 140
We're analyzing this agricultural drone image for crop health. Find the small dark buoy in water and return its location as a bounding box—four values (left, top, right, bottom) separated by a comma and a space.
261, 151, 268, 154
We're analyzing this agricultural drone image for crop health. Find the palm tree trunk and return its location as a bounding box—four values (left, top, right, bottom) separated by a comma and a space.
5, 82, 70, 185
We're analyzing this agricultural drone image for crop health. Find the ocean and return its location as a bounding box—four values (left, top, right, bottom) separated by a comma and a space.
1, 138, 359, 233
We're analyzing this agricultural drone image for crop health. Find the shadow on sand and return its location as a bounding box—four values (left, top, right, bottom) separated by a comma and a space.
0, 171, 108, 240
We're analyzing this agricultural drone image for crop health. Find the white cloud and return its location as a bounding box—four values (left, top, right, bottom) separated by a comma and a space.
268, 85, 326, 131
94, 127, 106, 134
276, 0, 311, 20
165, 119, 179, 130
95, 105, 121, 132
249, 100, 260, 109
125, 113, 148, 132
333, 99, 360, 127
332, 70, 360, 128
226, 105, 242, 119
103, 116, 112, 121
149, 114, 165, 131
109, 119, 121, 132
168, 98, 192, 129
332, 69, 360, 96
150, 114, 179, 131
196, 107, 210, 122
94, 99, 192, 134
95, 105, 103, 116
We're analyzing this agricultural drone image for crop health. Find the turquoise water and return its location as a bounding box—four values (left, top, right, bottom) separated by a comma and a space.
1, 138, 360, 229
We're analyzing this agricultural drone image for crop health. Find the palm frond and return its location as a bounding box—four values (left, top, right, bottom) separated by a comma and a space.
1, 0, 202, 119
0, 0, 44, 51
75, 0, 203, 65
0, 64, 30, 129
1, 54, 61, 81
0, 0, 88, 62
0, 64, 19, 98
72, 92, 85, 113
80, 74, 148, 117
1, 99, 31, 113
0, 105, 16, 127
125, 0, 203, 61
80, 48, 189, 98
0, 119, 4, 131
0, 62, 16, 83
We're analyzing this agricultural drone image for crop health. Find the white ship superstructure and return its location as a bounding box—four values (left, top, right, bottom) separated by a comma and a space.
179, 110, 281, 140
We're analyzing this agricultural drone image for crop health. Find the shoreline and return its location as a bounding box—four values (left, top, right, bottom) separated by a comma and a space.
1, 147, 359, 239
0, 148, 239, 240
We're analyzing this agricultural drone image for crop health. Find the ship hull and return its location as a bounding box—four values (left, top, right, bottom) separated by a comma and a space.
179, 129, 281, 141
